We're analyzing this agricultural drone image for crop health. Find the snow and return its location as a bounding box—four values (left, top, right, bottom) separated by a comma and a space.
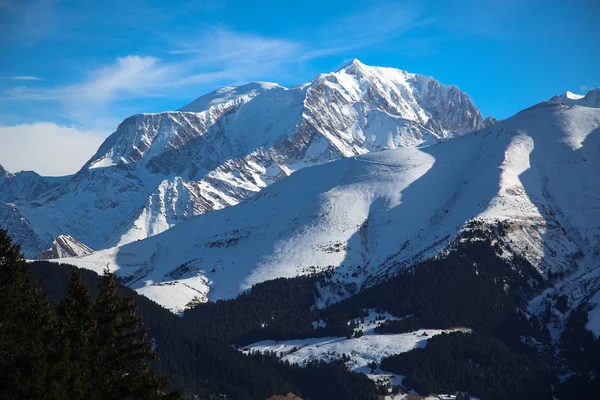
346, 309, 404, 332
37, 235, 93, 259
5, 59, 488, 260
88, 157, 117, 169
54, 103, 600, 314
549, 88, 600, 108
135, 276, 209, 316
243, 329, 444, 370
586, 291, 600, 338
178, 82, 283, 112
242, 320, 470, 387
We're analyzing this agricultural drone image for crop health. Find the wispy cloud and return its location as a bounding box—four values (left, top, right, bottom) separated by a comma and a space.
2, 2, 429, 128
3, 29, 303, 111
168, 29, 299, 61
319, 3, 429, 43
2, 75, 44, 81
5, 56, 170, 102
167, 28, 302, 84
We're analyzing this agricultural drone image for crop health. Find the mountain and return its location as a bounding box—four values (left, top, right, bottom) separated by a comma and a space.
549, 88, 600, 108
59, 101, 600, 316
549, 91, 585, 105
0, 60, 491, 258
37, 235, 93, 259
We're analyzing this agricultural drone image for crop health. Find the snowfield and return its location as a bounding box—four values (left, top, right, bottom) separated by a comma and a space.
243, 329, 449, 373
242, 310, 470, 388
56, 102, 600, 323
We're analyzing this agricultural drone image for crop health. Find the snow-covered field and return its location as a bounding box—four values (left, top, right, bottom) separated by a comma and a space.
242, 311, 469, 392
244, 329, 442, 376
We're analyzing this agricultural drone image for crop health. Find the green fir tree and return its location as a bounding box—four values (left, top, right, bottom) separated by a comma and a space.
93, 268, 179, 399
0, 228, 60, 399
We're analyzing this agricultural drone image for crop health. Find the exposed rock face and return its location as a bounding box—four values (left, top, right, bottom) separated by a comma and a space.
38, 235, 93, 259
0, 166, 64, 202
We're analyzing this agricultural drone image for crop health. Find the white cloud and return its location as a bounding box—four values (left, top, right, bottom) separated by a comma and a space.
0, 123, 105, 176
580, 85, 588, 92
4, 56, 168, 102
170, 28, 299, 63
2, 75, 44, 81
80, 55, 170, 103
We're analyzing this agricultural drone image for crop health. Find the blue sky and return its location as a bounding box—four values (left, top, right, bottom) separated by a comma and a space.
1, 0, 599, 175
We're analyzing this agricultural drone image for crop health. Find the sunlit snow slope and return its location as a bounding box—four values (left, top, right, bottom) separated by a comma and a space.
61, 102, 600, 314
1, 60, 490, 258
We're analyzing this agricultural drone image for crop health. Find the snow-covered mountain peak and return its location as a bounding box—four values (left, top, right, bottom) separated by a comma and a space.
343, 58, 365, 68
550, 90, 584, 104
337, 58, 374, 74
337, 58, 411, 81
179, 81, 284, 112
579, 88, 600, 107
3, 61, 492, 259
565, 90, 584, 99
83, 60, 490, 178
549, 88, 600, 108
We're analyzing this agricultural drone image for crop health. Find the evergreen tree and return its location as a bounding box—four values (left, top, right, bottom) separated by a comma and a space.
93, 268, 179, 399
0, 228, 61, 399
55, 267, 97, 399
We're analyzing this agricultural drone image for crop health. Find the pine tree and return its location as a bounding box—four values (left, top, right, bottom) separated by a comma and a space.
55, 267, 97, 399
93, 268, 179, 399
0, 228, 61, 399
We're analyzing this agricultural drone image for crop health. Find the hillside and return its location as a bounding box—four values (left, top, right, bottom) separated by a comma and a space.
58, 102, 600, 319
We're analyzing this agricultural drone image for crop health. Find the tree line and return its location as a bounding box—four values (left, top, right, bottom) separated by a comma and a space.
2, 228, 379, 400
0, 228, 179, 400
4, 223, 600, 399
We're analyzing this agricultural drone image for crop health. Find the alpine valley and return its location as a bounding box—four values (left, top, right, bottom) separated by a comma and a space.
2, 60, 600, 399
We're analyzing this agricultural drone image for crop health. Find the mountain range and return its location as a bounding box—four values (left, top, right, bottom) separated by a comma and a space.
3, 59, 600, 398
0, 60, 492, 259
2, 61, 600, 329
58, 97, 600, 327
